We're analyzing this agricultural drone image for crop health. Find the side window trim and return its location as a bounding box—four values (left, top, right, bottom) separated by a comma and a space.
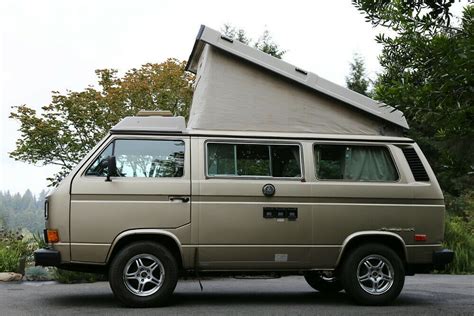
204, 140, 305, 181
111, 139, 116, 156
312, 142, 401, 183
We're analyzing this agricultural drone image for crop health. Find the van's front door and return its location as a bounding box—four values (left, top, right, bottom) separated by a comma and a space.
70, 135, 191, 263
193, 138, 312, 269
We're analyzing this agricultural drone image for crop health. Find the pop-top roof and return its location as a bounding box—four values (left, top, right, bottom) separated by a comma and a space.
186, 25, 408, 130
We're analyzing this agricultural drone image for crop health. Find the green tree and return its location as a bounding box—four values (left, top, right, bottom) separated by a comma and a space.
10, 59, 194, 185
222, 24, 286, 59
346, 54, 370, 96
0, 190, 44, 233
254, 29, 287, 59
222, 24, 251, 45
353, 0, 473, 196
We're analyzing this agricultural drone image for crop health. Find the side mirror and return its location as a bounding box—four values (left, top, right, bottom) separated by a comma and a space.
105, 156, 117, 182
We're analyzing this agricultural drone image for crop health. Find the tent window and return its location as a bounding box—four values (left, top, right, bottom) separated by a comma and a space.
315, 144, 398, 182
207, 143, 301, 178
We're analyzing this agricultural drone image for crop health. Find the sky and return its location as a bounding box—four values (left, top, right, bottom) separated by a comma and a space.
0, 0, 388, 195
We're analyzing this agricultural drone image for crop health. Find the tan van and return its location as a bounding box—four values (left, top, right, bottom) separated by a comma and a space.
34, 26, 453, 307
35, 115, 453, 306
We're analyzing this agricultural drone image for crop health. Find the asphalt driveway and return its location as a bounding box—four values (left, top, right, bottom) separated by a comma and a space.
0, 274, 472, 315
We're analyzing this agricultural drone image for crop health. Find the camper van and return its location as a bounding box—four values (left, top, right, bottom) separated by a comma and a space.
34, 26, 453, 307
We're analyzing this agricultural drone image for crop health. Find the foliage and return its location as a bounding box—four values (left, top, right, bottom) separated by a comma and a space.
25, 266, 53, 281
443, 191, 473, 273
0, 230, 32, 272
443, 216, 474, 274
254, 30, 287, 59
353, 1, 474, 196
53, 269, 103, 284
0, 190, 46, 233
222, 24, 286, 59
353, 1, 473, 273
222, 24, 251, 45
345, 54, 370, 96
32, 231, 47, 249
353, 0, 457, 32
10, 59, 194, 186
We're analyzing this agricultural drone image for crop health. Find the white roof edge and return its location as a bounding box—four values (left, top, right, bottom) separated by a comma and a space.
111, 116, 186, 132
185, 25, 409, 130
185, 128, 413, 142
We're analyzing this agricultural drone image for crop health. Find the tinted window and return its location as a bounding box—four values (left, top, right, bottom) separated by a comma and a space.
86, 139, 185, 178
236, 144, 270, 176
207, 143, 301, 178
315, 145, 398, 181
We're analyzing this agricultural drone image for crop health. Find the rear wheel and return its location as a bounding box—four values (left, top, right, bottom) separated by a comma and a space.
304, 271, 343, 293
108, 241, 178, 307
341, 243, 405, 305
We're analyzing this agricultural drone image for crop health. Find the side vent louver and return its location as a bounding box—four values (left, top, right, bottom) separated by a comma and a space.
402, 148, 430, 181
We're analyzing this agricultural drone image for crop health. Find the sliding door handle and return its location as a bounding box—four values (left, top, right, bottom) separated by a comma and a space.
169, 196, 190, 203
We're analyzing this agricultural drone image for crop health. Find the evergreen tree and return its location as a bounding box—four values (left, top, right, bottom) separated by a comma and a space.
221, 24, 286, 59
345, 54, 370, 96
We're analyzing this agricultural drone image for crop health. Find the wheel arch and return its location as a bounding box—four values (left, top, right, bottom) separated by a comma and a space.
106, 229, 184, 270
335, 231, 407, 269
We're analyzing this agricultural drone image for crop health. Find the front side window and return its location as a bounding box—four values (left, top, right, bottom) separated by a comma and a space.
207, 143, 301, 178
86, 139, 185, 178
85, 143, 113, 177
315, 144, 398, 182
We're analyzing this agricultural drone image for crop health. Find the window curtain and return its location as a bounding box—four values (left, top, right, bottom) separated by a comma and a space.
343, 147, 397, 181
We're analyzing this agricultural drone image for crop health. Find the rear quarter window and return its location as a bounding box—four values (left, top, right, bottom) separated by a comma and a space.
314, 144, 398, 182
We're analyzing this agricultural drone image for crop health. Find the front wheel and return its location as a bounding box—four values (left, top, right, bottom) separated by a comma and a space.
108, 242, 178, 307
341, 243, 405, 305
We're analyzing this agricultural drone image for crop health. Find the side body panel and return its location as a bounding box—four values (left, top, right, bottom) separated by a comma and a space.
308, 142, 445, 268
193, 137, 313, 270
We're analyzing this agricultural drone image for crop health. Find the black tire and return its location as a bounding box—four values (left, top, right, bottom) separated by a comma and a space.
108, 241, 178, 307
304, 271, 343, 294
340, 243, 405, 306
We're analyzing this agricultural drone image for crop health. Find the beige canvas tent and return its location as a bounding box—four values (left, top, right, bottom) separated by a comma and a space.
185, 25, 408, 136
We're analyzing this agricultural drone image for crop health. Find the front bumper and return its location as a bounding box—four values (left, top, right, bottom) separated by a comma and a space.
34, 248, 61, 267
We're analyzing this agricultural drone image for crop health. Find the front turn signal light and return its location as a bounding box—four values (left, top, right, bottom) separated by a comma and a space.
47, 229, 60, 243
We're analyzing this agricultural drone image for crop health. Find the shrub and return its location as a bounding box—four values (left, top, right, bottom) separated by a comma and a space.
53, 268, 104, 284
442, 190, 473, 274
25, 266, 53, 281
443, 215, 474, 274
31, 231, 47, 249
0, 230, 32, 272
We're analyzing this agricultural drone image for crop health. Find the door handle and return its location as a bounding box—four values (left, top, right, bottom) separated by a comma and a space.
169, 196, 190, 203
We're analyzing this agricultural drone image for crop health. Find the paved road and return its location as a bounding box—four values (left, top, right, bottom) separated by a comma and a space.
0, 275, 473, 315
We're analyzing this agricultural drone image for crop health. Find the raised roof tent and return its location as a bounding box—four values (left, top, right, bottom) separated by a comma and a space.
185, 25, 408, 136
